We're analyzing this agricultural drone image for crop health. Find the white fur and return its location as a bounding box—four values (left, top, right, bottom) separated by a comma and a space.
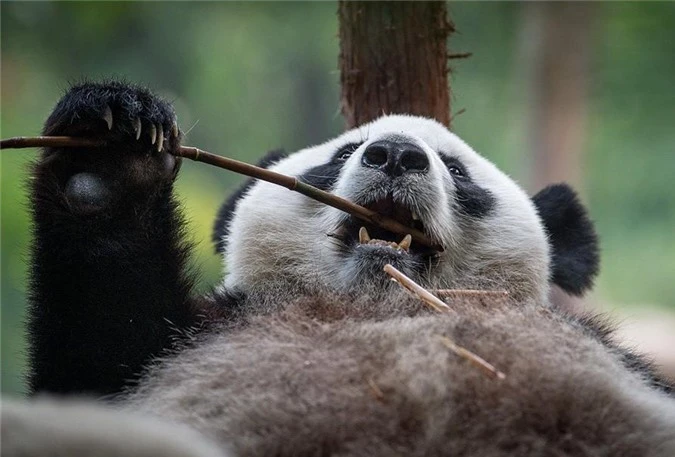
224, 115, 550, 302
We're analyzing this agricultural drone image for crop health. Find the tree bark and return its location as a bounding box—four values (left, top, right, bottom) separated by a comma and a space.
338, 1, 453, 129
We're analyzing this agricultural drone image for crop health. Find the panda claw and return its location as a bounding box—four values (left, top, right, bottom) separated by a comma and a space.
156, 125, 164, 152
133, 117, 142, 140
102, 105, 113, 130
171, 121, 179, 138
149, 124, 157, 145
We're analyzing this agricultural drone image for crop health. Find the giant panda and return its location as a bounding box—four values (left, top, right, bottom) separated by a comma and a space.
3, 81, 675, 457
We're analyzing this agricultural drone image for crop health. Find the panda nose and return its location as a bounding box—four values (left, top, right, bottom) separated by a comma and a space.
361, 140, 429, 176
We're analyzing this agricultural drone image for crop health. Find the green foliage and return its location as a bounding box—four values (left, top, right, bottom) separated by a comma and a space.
2, 2, 674, 395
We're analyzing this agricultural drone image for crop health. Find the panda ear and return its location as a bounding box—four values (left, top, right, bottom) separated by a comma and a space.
532, 184, 600, 296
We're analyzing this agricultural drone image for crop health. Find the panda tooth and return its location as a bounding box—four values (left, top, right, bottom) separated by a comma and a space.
399, 234, 412, 251
359, 227, 371, 244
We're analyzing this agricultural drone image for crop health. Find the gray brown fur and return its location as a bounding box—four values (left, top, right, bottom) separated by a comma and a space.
125, 292, 675, 457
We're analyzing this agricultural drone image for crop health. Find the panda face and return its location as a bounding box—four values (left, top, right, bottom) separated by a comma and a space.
223, 115, 551, 302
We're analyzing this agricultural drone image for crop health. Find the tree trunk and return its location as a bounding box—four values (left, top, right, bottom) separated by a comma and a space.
524, 2, 594, 191
338, 1, 453, 129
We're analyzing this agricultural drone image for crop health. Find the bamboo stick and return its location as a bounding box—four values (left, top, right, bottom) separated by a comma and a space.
1, 135, 442, 251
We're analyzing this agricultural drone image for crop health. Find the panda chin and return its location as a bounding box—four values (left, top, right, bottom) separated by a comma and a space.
339, 243, 431, 292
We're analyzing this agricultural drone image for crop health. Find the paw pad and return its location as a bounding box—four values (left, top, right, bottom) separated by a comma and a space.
65, 172, 112, 215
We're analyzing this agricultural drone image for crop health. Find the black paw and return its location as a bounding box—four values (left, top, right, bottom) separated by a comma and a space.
39, 81, 183, 216
44, 80, 180, 151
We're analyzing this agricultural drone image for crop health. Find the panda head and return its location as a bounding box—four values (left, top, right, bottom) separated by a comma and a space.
215, 115, 598, 304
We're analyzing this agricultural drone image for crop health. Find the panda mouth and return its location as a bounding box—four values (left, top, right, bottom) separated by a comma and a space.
338, 196, 434, 257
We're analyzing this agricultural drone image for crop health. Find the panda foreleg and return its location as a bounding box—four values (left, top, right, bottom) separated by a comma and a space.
27, 81, 201, 397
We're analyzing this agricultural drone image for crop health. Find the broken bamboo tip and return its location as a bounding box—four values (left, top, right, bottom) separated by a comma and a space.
383, 264, 454, 314
438, 335, 506, 380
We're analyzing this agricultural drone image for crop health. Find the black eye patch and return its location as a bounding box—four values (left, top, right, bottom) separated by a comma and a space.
440, 155, 495, 219
334, 142, 361, 162
298, 142, 363, 191
440, 156, 468, 178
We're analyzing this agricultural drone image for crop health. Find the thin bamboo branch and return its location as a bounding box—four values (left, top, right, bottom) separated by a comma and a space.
366, 376, 385, 401
438, 336, 506, 380
383, 264, 454, 314
0, 136, 102, 149
432, 289, 509, 298
0, 135, 442, 251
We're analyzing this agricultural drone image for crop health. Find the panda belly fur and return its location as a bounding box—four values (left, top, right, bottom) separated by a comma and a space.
124, 296, 675, 457
6, 81, 675, 457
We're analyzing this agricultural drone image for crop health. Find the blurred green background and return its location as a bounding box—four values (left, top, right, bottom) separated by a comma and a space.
2, 2, 674, 395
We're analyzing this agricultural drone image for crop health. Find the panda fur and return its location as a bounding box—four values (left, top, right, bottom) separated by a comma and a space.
219, 114, 571, 305
4, 81, 675, 457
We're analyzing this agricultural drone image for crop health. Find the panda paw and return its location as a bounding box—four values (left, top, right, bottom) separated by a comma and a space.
38, 81, 183, 216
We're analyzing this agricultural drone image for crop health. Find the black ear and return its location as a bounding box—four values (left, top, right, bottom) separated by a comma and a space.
532, 184, 599, 296
212, 149, 287, 253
